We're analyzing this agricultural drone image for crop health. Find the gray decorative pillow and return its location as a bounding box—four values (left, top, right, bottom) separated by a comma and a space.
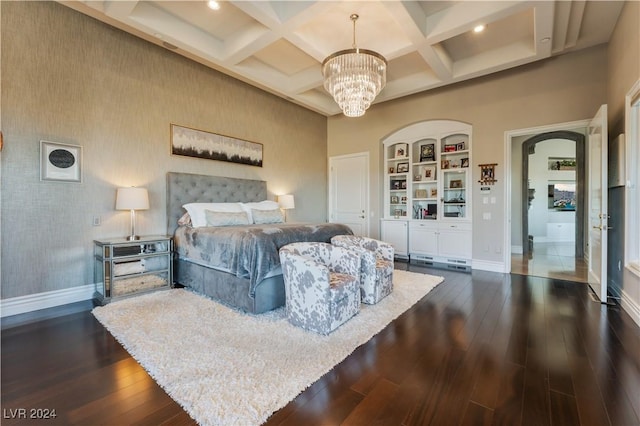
205, 210, 250, 227
251, 208, 284, 224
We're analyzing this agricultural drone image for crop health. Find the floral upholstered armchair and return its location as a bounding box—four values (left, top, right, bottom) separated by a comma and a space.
331, 235, 394, 304
279, 242, 361, 335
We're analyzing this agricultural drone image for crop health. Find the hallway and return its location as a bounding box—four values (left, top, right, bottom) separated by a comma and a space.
511, 241, 588, 283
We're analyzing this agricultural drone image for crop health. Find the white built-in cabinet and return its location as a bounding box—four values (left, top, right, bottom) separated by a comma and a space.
381, 120, 472, 268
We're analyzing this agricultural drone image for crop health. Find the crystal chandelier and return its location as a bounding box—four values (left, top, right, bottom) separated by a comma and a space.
322, 14, 387, 117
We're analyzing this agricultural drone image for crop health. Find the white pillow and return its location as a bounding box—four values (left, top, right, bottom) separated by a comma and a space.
241, 201, 280, 223
205, 210, 250, 227
251, 208, 284, 224
182, 203, 244, 228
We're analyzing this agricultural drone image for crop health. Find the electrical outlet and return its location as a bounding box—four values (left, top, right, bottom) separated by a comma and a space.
92, 216, 101, 226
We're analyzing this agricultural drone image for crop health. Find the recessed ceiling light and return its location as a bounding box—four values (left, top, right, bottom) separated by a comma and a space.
473, 24, 486, 33
207, 1, 220, 10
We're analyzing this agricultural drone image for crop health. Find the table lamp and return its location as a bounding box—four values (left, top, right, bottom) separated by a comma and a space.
116, 187, 149, 240
277, 194, 295, 222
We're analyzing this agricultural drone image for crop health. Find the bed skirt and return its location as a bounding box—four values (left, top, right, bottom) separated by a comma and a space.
174, 258, 285, 314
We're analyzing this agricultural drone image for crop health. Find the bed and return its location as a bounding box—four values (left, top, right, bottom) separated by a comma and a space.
167, 172, 353, 313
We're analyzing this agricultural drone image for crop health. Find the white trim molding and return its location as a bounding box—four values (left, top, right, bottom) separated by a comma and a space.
472, 259, 507, 273
0, 284, 95, 318
621, 288, 640, 328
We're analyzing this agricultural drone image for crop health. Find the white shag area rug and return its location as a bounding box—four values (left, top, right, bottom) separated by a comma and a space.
92, 269, 443, 426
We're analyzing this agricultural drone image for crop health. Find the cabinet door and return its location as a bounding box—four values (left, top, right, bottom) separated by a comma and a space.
409, 223, 438, 255
381, 220, 408, 256
441, 169, 468, 219
438, 225, 472, 258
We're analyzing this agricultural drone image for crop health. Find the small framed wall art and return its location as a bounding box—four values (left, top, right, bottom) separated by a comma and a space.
40, 140, 82, 183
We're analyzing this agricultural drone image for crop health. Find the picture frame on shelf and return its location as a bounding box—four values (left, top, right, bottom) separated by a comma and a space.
415, 189, 427, 198
389, 166, 395, 173
400, 180, 407, 189
394, 144, 408, 158
392, 180, 401, 190
461, 158, 469, 168
396, 162, 409, 173
442, 159, 450, 169
390, 195, 399, 204
419, 143, 435, 162
444, 144, 456, 152
450, 179, 463, 189
400, 196, 407, 204
430, 188, 438, 197
456, 142, 465, 151
425, 169, 432, 179
414, 173, 422, 181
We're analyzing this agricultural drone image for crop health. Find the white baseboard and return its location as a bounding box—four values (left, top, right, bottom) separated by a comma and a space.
472, 259, 507, 273
1, 284, 95, 318
511, 245, 523, 254
621, 289, 640, 328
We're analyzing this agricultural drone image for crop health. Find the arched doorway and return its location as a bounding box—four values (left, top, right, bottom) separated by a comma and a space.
521, 130, 585, 257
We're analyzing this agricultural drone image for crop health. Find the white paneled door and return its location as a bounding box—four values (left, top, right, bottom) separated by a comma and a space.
329, 153, 369, 237
587, 104, 608, 302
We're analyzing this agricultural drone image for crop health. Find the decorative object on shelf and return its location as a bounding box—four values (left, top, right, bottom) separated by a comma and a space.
396, 162, 409, 173
442, 159, 450, 169
391, 195, 399, 204
431, 188, 438, 197
414, 173, 422, 181
400, 181, 407, 189
171, 123, 263, 167
444, 144, 457, 152
322, 14, 387, 118
116, 187, 150, 241
420, 143, 435, 162
478, 163, 498, 185
425, 168, 432, 179
40, 140, 82, 183
400, 196, 407, 204
394, 143, 408, 158
456, 142, 465, 151
415, 189, 427, 198
277, 194, 295, 222
461, 158, 469, 168
389, 167, 395, 173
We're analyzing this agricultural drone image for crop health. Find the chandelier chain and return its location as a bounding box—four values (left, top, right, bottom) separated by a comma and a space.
351, 14, 359, 50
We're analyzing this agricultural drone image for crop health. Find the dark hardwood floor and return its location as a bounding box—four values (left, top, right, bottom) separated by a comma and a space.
2, 264, 639, 425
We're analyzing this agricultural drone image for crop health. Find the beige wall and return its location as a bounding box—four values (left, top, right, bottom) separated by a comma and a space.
607, 0, 640, 135
0, 2, 327, 299
607, 0, 640, 319
329, 45, 608, 264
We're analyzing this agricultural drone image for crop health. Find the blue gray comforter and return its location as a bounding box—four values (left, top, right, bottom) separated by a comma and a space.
174, 223, 353, 296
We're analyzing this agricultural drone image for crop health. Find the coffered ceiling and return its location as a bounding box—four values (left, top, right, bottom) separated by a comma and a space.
60, 1, 624, 116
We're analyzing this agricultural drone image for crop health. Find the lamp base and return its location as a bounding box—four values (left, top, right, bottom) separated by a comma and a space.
126, 235, 141, 241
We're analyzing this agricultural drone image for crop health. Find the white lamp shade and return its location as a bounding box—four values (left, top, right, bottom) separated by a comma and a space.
278, 194, 295, 210
116, 187, 149, 210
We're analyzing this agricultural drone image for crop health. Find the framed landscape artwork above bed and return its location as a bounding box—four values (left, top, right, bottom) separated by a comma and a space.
170, 123, 263, 167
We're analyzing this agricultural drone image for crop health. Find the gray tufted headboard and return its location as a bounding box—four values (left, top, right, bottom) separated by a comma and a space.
166, 172, 267, 234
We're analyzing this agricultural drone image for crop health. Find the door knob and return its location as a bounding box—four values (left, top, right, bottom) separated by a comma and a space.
592, 225, 602, 230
